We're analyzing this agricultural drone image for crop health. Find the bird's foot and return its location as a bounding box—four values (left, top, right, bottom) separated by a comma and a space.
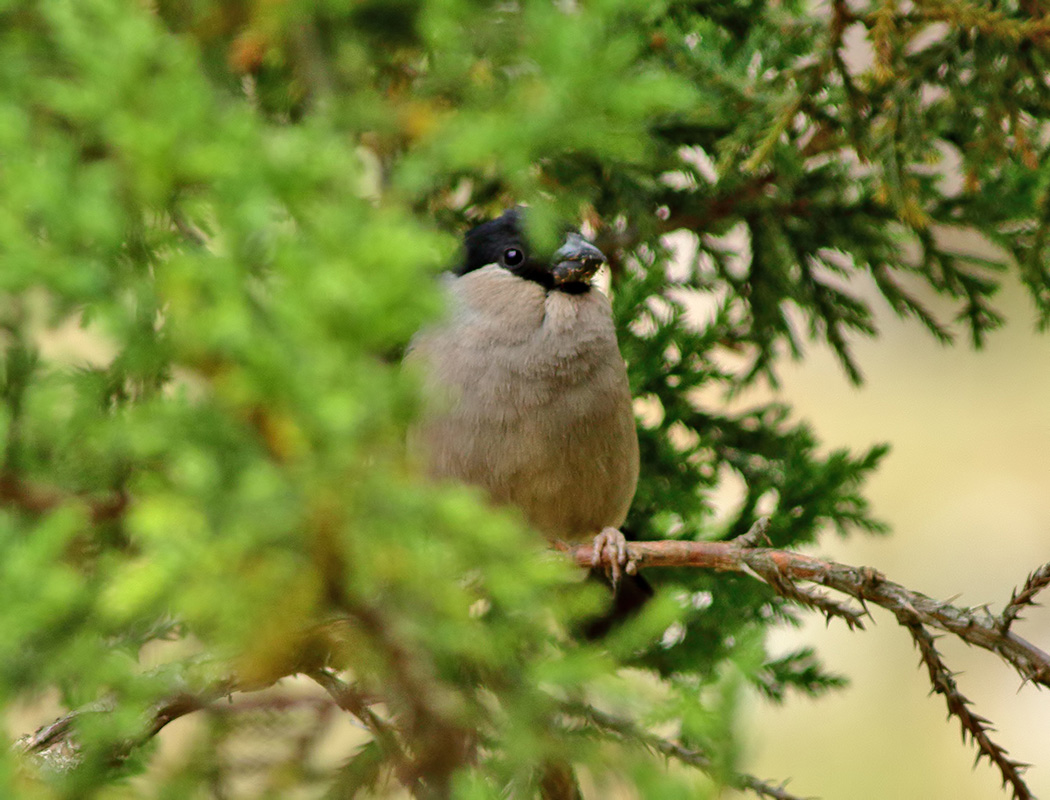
590, 527, 638, 587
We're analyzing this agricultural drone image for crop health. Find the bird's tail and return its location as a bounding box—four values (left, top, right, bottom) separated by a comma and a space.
578, 569, 653, 640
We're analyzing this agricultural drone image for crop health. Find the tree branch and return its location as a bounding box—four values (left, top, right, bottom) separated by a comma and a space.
565, 539, 1050, 689
19, 681, 234, 768
565, 537, 1048, 800
0, 470, 128, 524
1000, 562, 1050, 632
307, 668, 418, 791
18, 540, 1047, 800
907, 622, 1032, 800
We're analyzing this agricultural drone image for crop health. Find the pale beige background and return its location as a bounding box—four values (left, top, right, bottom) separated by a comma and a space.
738, 277, 1050, 799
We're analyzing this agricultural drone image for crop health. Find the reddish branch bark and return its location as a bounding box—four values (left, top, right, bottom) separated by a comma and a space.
567, 539, 1050, 689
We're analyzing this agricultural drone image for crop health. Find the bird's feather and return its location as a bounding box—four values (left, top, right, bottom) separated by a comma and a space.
408, 265, 638, 542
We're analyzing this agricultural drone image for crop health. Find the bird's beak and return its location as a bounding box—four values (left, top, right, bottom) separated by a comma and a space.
551, 233, 607, 286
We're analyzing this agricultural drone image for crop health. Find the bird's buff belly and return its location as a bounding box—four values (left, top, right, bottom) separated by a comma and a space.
423, 408, 637, 542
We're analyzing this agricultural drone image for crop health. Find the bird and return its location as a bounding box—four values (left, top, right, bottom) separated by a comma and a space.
407, 208, 650, 631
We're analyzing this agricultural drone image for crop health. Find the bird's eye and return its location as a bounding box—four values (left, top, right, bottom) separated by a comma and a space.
502, 247, 525, 267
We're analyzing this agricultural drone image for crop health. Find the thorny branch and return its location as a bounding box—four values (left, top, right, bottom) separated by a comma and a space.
565, 539, 1050, 688
1000, 562, 1050, 632
908, 623, 1032, 800
566, 537, 1050, 800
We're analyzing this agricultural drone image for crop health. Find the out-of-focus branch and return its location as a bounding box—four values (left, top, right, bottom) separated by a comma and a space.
338, 601, 476, 798
19, 665, 468, 800
307, 669, 416, 789
0, 470, 128, 524
170, 207, 210, 248
565, 701, 805, 800
19, 682, 234, 768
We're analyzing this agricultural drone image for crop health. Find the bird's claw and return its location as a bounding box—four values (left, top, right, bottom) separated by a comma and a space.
591, 527, 637, 587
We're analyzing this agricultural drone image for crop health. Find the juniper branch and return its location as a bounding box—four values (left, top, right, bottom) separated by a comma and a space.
907, 622, 1033, 800
307, 668, 417, 791
565, 539, 1050, 689
565, 538, 1048, 798
1000, 562, 1050, 631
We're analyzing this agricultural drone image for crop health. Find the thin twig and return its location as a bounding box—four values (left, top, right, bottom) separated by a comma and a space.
751, 561, 868, 630
19, 700, 113, 755
565, 702, 808, 800
731, 515, 773, 548
20, 682, 234, 767
307, 669, 407, 771
907, 623, 1033, 800
1000, 562, 1050, 631
170, 208, 210, 248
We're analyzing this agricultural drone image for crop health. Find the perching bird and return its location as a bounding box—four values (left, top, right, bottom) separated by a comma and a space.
408, 208, 650, 630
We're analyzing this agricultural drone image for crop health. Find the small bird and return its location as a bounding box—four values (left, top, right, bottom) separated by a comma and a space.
408, 209, 649, 626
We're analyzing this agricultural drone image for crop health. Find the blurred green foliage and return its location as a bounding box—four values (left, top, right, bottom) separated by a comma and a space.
1, 0, 1047, 796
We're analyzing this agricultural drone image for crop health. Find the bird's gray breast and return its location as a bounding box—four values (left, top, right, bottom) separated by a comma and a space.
409, 267, 639, 542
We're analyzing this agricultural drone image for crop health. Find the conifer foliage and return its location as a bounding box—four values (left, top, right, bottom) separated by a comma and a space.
3, 0, 1049, 797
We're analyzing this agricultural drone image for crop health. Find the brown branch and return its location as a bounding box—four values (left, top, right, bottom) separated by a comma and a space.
19, 700, 113, 756
730, 515, 773, 548
1000, 562, 1050, 631
337, 601, 478, 798
566, 538, 1047, 800
753, 562, 868, 630
170, 208, 210, 248
144, 688, 227, 739
17, 539, 1047, 799
565, 539, 1050, 689
307, 668, 415, 787
908, 623, 1032, 800
0, 470, 128, 524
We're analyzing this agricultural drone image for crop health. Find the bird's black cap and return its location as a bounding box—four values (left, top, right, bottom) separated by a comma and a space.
458, 208, 606, 294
